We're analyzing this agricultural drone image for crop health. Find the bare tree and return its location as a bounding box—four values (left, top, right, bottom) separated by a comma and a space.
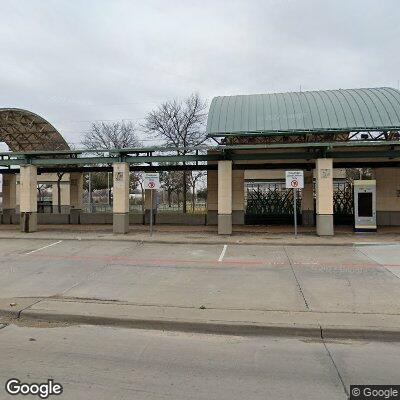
82, 121, 140, 151
82, 121, 142, 206
160, 170, 183, 207
130, 173, 145, 211
346, 168, 373, 182
143, 93, 207, 213
37, 184, 50, 202
188, 171, 205, 212
56, 172, 65, 213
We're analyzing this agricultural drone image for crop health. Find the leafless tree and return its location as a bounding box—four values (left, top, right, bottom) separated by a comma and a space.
143, 93, 207, 213
346, 168, 373, 182
160, 170, 183, 207
82, 121, 140, 151
188, 171, 206, 211
55, 172, 65, 213
130, 173, 145, 211
37, 184, 50, 201
82, 121, 142, 205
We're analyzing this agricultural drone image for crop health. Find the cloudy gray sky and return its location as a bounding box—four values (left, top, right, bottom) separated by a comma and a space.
0, 0, 399, 147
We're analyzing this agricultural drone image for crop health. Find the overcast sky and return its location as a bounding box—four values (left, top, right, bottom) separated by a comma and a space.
0, 0, 399, 147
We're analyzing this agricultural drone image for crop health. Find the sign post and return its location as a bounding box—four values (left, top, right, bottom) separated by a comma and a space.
285, 171, 304, 238
143, 173, 161, 236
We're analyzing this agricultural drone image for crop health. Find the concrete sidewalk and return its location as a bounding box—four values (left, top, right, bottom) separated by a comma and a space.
1, 238, 400, 341
2, 297, 400, 341
0, 224, 399, 245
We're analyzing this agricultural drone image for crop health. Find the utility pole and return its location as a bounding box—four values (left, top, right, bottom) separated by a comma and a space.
88, 172, 92, 213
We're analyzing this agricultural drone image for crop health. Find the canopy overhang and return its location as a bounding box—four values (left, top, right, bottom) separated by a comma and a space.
0, 108, 69, 151
206, 87, 400, 138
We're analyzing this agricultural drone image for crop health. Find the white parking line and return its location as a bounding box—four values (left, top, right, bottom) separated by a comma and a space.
218, 245, 228, 262
25, 240, 63, 255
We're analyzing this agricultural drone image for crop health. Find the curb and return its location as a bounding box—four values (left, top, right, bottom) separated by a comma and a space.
3, 308, 399, 342
0, 234, 393, 247
0, 309, 21, 319
18, 310, 322, 338
321, 326, 400, 341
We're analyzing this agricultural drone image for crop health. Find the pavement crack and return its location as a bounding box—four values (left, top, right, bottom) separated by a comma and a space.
283, 246, 310, 310
356, 247, 400, 281
321, 337, 349, 398
17, 298, 45, 318
60, 263, 110, 296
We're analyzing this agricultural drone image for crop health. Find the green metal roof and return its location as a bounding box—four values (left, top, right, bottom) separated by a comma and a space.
206, 87, 400, 136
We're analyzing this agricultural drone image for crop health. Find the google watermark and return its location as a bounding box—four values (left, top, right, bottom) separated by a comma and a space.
5, 378, 63, 399
350, 385, 400, 399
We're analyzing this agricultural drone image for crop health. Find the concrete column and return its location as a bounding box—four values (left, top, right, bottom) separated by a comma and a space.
113, 162, 129, 234
70, 172, 83, 224
52, 181, 71, 213
315, 159, 333, 236
144, 189, 156, 224
375, 168, 400, 226
206, 170, 218, 225
20, 165, 38, 233
301, 170, 315, 226
218, 160, 232, 234
232, 170, 244, 225
2, 174, 17, 224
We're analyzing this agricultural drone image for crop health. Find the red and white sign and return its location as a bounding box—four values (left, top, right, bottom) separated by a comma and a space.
144, 173, 160, 190
285, 170, 304, 189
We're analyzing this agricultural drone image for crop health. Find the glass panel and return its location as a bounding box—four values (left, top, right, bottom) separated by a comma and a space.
358, 192, 373, 217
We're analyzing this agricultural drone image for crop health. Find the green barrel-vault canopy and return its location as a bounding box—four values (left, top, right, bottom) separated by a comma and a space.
206, 87, 400, 137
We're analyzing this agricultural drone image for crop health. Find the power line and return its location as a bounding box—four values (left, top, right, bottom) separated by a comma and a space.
54, 117, 146, 124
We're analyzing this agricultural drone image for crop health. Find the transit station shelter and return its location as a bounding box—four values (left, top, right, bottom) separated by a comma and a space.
206, 87, 400, 235
1, 88, 400, 236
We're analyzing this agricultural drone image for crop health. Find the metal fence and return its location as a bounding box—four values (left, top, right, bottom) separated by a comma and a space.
244, 179, 354, 225
245, 181, 301, 225
82, 202, 206, 214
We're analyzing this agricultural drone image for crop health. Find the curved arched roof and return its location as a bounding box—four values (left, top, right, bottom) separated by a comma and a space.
0, 108, 69, 151
206, 87, 400, 136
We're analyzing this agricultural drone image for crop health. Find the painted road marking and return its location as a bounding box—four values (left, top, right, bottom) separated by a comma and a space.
25, 240, 63, 255
218, 245, 228, 262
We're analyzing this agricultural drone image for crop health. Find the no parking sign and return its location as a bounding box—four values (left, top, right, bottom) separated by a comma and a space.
144, 173, 160, 190
143, 173, 160, 237
285, 170, 304, 238
285, 171, 304, 189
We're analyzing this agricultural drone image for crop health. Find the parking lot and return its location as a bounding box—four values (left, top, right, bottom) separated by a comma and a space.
1, 238, 400, 314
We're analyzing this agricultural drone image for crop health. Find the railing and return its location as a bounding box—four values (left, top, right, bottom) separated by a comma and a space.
82, 202, 206, 214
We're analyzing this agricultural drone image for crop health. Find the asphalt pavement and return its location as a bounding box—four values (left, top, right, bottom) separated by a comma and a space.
0, 324, 399, 399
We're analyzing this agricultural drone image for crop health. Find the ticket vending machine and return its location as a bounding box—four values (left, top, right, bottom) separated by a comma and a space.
353, 180, 377, 232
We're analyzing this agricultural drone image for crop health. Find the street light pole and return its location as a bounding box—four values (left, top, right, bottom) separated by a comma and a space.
88, 172, 92, 213
107, 172, 110, 206
293, 188, 297, 238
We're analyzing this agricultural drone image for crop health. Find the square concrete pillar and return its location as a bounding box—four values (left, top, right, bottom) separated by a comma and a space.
20, 165, 38, 233
375, 168, 400, 226
218, 160, 232, 235
70, 172, 84, 224
144, 189, 157, 225
52, 180, 71, 214
301, 170, 315, 226
206, 170, 218, 225
316, 159, 333, 236
2, 174, 17, 224
113, 163, 129, 234
232, 170, 245, 225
